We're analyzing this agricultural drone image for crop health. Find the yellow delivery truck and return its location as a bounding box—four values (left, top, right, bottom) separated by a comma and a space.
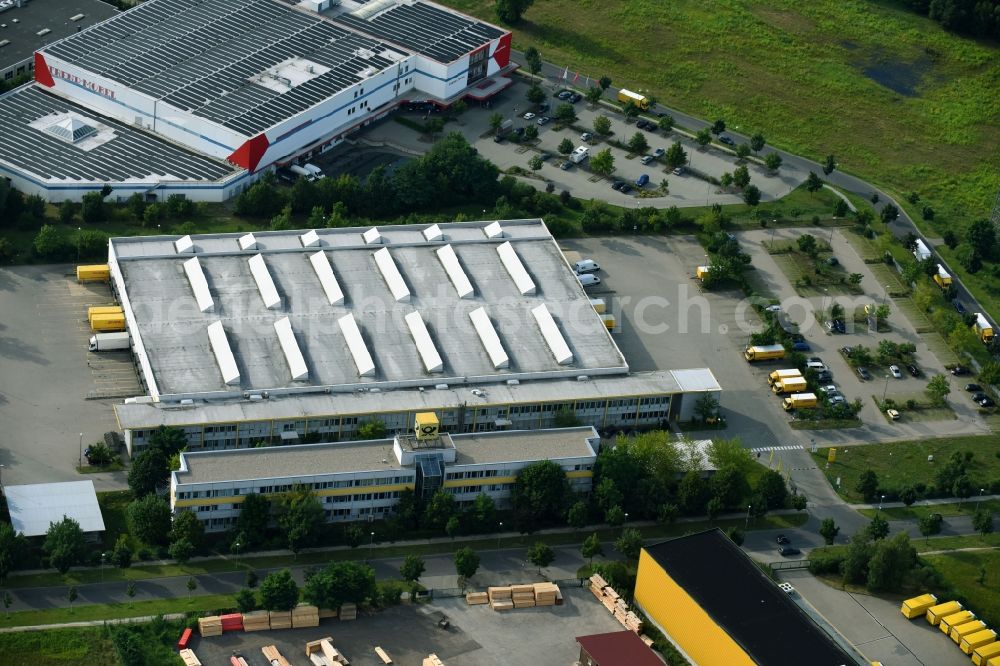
772, 376, 808, 395
926, 600, 963, 625
768, 369, 802, 387
744, 344, 785, 362
900, 593, 937, 619
617, 88, 650, 110
974, 313, 994, 343
90, 313, 126, 333
77, 264, 110, 282
972, 641, 1000, 666
951, 620, 987, 644
933, 264, 952, 289
87, 305, 123, 325
961, 630, 997, 655
783, 393, 817, 411
939, 610, 975, 634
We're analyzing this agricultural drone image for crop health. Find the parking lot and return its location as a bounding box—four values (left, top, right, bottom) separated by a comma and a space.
0, 265, 135, 487
189, 587, 622, 666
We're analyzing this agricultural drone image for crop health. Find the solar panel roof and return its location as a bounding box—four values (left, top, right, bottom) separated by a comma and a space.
0, 85, 236, 183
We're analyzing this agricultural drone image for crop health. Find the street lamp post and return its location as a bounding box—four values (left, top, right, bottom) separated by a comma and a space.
368, 531, 375, 561
234, 540, 241, 568
0, 463, 5, 491
497, 522, 503, 551
78, 433, 83, 468
623, 512, 629, 537
978, 488, 986, 506
745, 505, 751, 530
100, 552, 106, 583
879, 494, 885, 512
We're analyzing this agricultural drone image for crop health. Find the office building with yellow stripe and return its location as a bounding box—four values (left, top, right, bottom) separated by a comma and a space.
634, 530, 861, 666
170, 415, 598, 532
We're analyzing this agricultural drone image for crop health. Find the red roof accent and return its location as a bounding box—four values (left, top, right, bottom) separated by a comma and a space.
227, 133, 270, 171
575, 631, 661, 666
34, 53, 54, 87
492, 32, 512, 69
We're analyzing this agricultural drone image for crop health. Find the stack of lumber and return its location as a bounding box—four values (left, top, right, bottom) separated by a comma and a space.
589, 575, 643, 633
230, 657, 250, 666
198, 616, 222, 638
323, 638, 350, 665
306, 638, 332, 657
220, 613, 244, 633
640, 635, 655, 648
533, 582, 559, 607
374, 646, 393, 664
262, 645, 291, 666
465, 591, 488, 605
488, 586, 513, 611
624, 610, 643, 633
292, 604, 320, 628
422, 655, 445, 666
242, 610, 270, 632
612, 598, 629, 625
318, 608, 338, 619
268, 610, 292, 630
339, 602, 358, 621
511, 584, 536, 608
179, 649, 202, 666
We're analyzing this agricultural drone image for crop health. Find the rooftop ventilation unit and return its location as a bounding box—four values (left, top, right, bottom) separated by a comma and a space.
238, 233, 256, 251
338, 313, 375, 377
182, 256, 214, 312
300, 229, 320, 248
362, 227, 382, 245
308, 250, 344, 305
435, 244, 473, 299
532, 303, 573, 365
496, 241, 536, 296
483, 221, 504, 239
373, 247, 410, 302
404, 311, 444, 373
174, 234, 195, 254
274, 317, 308, 381
423, 224, 443, 242
468, 307, 509, 369
248, 254, 281, 309
207, 321, 240, 385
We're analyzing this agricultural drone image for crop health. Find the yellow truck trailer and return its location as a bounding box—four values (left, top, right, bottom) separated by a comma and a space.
589, 298, 606, 314
972, 641, 1000, 666
926, 600, 963, 625
601, 314, 616, 331
951, 620, 987, 644
695, 265, 711, 281
76, 264, 110, 282
939, 610, 975, 634
744, 344, 785, 362
617, 88, 650, 110
772, 376, 808, 395
782, 392, 818, 411
961, 630, 997, 655
90, 313, 126, 333
933, 264, 952, 289
87, 305, 123, 324
974, 313, 994, 343
768, 369, 802, 387
901, 593, 937, 619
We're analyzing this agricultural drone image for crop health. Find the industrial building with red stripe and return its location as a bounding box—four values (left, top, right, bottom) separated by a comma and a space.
0, 0, 514, 201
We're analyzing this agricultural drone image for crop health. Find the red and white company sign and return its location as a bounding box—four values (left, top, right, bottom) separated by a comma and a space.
48, 66, 117, 100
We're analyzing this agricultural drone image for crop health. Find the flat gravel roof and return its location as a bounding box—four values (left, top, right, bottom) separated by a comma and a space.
0, 0, 118, 72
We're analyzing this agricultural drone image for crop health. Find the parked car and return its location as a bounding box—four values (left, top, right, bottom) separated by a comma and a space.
840, 346, 854, 355
776, 535, 790, 545
792, 341, 811, 352
778, 546, 801, 557
578, 273, 601, 288
636, 174, 650, 187
672, 166, 685, 175
965, 383, 983, 392
807, 357, 826, 370
653, 148, 665, 158
636, 119, 650, 130
580, 132, 593, 142
764, 304, 782, 313
640, 155, 654, 165
513, 127, 525, 136
817, 385, 838, 395
719, 135, 735, 146
522, 112, 536, 120
826, 319, 846, 333
537, 116, 552, 126
951, 366, 970, 376
907, 364, 920, 377
560, 161, 573, 170
538, 102, 550, 112
887, 408, 900, 421
619, 183, 633, 193
953, 299, 967, 314
829, 395, 847, 405
569, 92, 582, 103
611, 180, 624, 191
971, 392, 987, 402
857, 367, 872, 381
557, 90, 572, 100
574, 259, 601, 274
789, 333, 805, 342
816, 370, 833, 383
889, 365, 902, 379
978, 396, 996, 407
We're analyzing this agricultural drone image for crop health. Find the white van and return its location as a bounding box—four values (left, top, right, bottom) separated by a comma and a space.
578, 274, 601, 288
574, 259, 600, 274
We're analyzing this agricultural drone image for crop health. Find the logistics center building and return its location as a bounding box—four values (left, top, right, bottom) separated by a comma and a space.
0, 0, 514, 201
108, 219, 721, 455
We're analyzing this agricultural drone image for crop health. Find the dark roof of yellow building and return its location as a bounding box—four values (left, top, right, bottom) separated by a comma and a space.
643, 529, 858, 666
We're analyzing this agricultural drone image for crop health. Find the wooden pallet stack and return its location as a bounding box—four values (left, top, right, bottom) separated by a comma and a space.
465, 591, 488, 605
624, 610, 644, 633
488, 586, 513, 611
179, 649, 202, 666
242, 610, 270, 632
268, 610, 292, 630
318, 608, 338, 619
589, 574, 643, 633
262, 645, 292, 666
533, 582, 559, 607
198, 616, 222, 638
511, 584, 536, 608
339, 602, 358, 621
422, 655, 445, 666
292, 604, 320, 628
640, 635, 655, 648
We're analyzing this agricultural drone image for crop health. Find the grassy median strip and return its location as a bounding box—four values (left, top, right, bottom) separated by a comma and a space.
0, 594, 235, 629
857, 499, 1000, 520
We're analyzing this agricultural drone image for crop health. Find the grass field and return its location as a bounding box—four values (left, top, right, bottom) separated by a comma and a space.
922, 550, 1000, 629
857, 498, 1000, 519
442, 0, 1000, 302
811, 436, 1000, 502
0, 627, 118, 666
875, 393, 956, 423
0, 594, 233, 629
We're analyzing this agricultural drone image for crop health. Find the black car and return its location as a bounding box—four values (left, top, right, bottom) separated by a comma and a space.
557, 90, 572, 100
971, 392, 987, 402
857, 367, 872, 381
953, 299, 967, 315
635, 119, 648, 129
719, 136, 735, 146
907, 364, 921, 377
978, 396, 996, 407
776, 535, 790, 545
538, 152, 552, 162
952, 366, 970, 376
569, 92, 582, 103
611, 181, 624, 191
538, 102, 550, 113
966, 383, 983, 392
620, 184, 633, 193
817, 370, 833, 383
778, 546, 801, 557
840, 346, 854, 355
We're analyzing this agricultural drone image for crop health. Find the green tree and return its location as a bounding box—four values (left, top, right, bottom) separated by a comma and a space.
726, 527, 745, 546
270, 205, 293, 231
527, 542, 555, 572
526, 84, 546, 105
677, 471, 709, 514
523, 125, 538, 141
590, 148, 615, 177
356, 419, 385, 439
511, 460, 571, 528
621, 100, 639, 120
743, 185, 762, 206
732, 165, 750, 188
764, 152, 782, 171
841, 533, 874, 585
67, 586, 78, 613
658, 114, 674, 133
489, 112, 504, 134
277, 484, 325, 553
953, 475, 974, 504
710, 466, 751, 508
567, 500, 589, 530
112, 534, 132, 569
0, 523, 27, 583
593, 115, 612, 136
523, 46, 542, 76
557, 137, 574, 155
127, 448, 168, 498
187, 576, 197, 597
756, 469, 788, 509
605, 504, 626, 527
750, 132, 766, 154
614, 528, 643, 561
966, 218, 997, 259
926, 374, 951, 406
170, 510, 205, 554
805, 171, 823, 193
705, 496, 724, 520
880, 203, 900, 224
979, 360, 1000, 385
581, 532, 603, 565
695, 128, 712, 147
823, 154, 836, 175
735, 143, 751, 159
235, 587, 257, 613
918, 513, 943, 540
628, 132, 648, 155
665, 141, 688, 169
900, 486, 918, 507
586, 86, 603, 105
707, 438, 753, 474
867, 512, 890, 541
658, 503, 679, 526
495, 0, 534, 24
445, 516, 460, 539
127, 494, 171, 546
553, 408, 581, 427
260, 569, 299, 611
59, 200, 76, 224
866, 533, 916, 592
454, 547, 480, 584
819, 518, 840, 545
80, 192, 106, 224
555, 103, 576, 124
44, 517, 87, 574
33, 225, 71, 259
400, 554, 425, 583
303, 561, 376, 609
423, 490, 456, 531
529, 154, 543, 171
849, 272, 863, 286
856, 470, 880, 502
720, 172, 734, 188
169, 538, 195, 564
236, 493, 271, 547
797, 234, 818, 256
468, 493, 496, 534
598, 76, 612, 91
125, 582, 136, 607
710, 119, 726, 135
972, 507, 994, 536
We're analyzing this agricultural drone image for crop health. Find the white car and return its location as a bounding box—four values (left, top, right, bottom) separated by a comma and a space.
817, 385, 838, 395
764, 304, 782, 313
522, 112, 536, 120
640, 155, 654, 165
580, 132, 593, 142
887, 408, 900, 421
806, 360, 826, 372
574, 259, 601, 274
578, 274, 601, 288
889, 365, 902, 379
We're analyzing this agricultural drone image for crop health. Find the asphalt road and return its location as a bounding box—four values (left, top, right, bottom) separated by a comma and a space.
512, 51, 988, 336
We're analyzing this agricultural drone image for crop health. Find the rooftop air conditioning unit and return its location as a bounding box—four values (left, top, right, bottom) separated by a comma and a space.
576, 375, 590, 381
248, 394, 263, 401
506, 379, 520, 386
435, 384, 449, 390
